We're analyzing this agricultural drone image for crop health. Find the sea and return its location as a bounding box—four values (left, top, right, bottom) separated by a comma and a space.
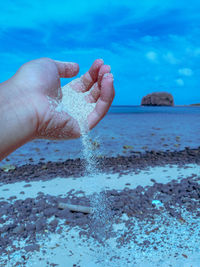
1, 106, 200, 167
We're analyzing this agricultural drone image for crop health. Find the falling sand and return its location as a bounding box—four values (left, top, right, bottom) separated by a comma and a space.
56, 80, 96, 173
56, 80, 112, 253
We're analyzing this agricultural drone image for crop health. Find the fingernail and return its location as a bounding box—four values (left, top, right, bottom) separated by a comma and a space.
104, 65, 111, 73
69, 62, 79, 71
104, 73, 113, 79
98, 58, 104, 64
69, 62, 78, 66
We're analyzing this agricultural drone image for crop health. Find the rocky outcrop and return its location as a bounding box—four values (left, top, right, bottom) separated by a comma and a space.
141, 92, 174, 106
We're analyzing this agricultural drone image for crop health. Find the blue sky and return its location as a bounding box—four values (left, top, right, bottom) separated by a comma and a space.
0, 0, 200, 105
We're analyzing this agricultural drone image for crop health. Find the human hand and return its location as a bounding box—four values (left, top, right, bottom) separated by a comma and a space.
11, 57, 115, 139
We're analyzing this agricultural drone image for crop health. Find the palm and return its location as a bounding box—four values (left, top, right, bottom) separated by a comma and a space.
13, 58, 114, 140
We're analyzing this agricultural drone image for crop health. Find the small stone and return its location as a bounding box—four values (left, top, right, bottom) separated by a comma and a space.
152, 200, 163, 208
55, 209, 72, 219
44, 207, 57, 217
35, 218, 46, 231
41, 165, 47, 170
24, 244, 40, 252
23, 184, 32, 188
1, 164, 16, 172
8, 196, 17, 201
49, 219, 59, 227
123, 145, 133, 150
13, 225, 25, 234
26, 223, 36, 231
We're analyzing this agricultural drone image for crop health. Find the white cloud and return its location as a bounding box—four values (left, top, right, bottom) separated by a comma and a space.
0, 0, 200, 105
178, 68, 193, 76
146, 51, 158, 62
163, 52, 178, 64
175, 78, 184, 86
194, 48, 200, 56
141, 35, 159, 43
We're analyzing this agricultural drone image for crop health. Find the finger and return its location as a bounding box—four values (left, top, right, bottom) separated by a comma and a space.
54, 60, 79, 78
85, 82, 100, 103
79, 59, 104, 92
88, 73, 115, 129
85, 64, 111, 103
98, 64, 111, 87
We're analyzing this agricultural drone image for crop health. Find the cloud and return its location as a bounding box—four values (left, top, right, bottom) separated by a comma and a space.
146, 51, 158, 62
194, 48, 200, 56
175, 78, 184, 86
1, 0, 200, 104
0, 0, 177, 29
163, 52, 179, 64
178, 68, 193, 76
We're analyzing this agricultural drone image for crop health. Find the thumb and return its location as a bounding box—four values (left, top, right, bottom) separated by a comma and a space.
54, 60, 79, 78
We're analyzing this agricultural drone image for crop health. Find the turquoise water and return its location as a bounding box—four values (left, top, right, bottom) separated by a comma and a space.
1, 106, 200, 166
109, 105, 200, 114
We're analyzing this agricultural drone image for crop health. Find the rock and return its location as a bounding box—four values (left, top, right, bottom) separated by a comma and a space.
49, 219, 59, 227
23, 184, 32, 188
55, 208, 72, 219
13, 225, 25, 234
44, 207, 57, 217
26, 223, 36, 231
58, 203, 93, 214
35, 218, 46, 231
141, 92, 174, 106
123, 145, 133, 150
24, 244, 40, 252
1, 164, 16, 172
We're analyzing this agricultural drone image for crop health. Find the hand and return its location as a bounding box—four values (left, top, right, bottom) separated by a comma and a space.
11, 57, 115, 140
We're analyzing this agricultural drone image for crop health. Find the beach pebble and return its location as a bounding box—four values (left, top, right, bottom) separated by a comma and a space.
35, 218, 46, 231
49, 219, 59, 227
23, 184, 32, 188
29, 214, 37, 221
44, 207, 58, 217
8, 196, 17, 201
55, 208, 72, 219
24, 244, 40, 252
0, 206, 10, 216
26, 223, 36, 231
0, 226, 8, 234
152, 200, 163, 208
13, 225, 25, 234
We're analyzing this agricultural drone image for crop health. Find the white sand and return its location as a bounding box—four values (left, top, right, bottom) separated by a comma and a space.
56, 77, 97, 174
1, 164, 200, 266
23, 218, 200, 267
0, 164, 199, 201
56, 80, 95, 133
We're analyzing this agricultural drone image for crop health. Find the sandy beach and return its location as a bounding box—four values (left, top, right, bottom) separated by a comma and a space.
1, 0, 200, 265
0, 148, 200, 266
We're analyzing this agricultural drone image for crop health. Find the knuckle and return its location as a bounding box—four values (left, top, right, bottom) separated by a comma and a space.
38, 57, 52, 62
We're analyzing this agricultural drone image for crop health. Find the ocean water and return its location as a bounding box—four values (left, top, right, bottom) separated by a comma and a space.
1, 106, 200, 166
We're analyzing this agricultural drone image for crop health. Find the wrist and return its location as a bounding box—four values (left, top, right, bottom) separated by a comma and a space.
0, 79, 37, 160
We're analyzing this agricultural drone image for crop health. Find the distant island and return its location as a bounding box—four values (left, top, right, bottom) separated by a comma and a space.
189, 103, 200, 106
141, 92, 174, 106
